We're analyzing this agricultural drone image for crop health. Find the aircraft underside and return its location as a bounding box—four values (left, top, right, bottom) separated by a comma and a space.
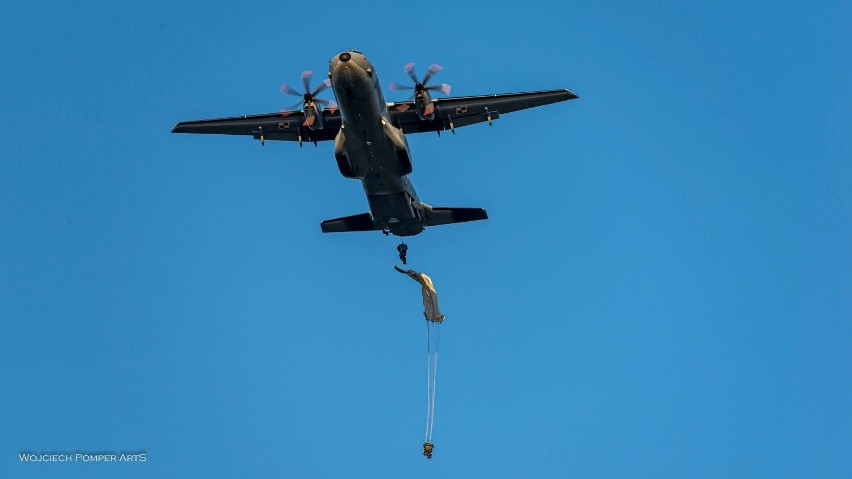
171, 49, 577, 250
329, 50, 460, 237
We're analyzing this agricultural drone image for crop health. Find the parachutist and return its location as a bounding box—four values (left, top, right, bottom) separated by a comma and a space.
423, 442, 434, 459
397, 242, 408, 265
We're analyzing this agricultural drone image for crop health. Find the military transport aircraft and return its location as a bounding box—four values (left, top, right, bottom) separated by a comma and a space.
172, 50, 578, 242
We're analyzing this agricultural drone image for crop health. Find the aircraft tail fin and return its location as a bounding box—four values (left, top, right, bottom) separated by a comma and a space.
320, 212, 381, 233
422, 204, 488, 227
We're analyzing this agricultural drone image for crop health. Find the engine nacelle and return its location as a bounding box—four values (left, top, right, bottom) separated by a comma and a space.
302, 101, 324, 130
415, 91, 435, 121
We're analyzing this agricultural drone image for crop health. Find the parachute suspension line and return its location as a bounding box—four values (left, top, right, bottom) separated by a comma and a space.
424, 318, 441, 445
430, 326, 440, 441
430, 347, 439, 441
425, 319, 432, 443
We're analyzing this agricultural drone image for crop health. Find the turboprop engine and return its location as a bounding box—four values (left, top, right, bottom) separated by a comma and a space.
280, 70, 337, 131
389, 63, 451, 121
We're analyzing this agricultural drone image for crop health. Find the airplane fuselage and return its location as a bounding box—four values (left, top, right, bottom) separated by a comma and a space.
329, 51, 425, 236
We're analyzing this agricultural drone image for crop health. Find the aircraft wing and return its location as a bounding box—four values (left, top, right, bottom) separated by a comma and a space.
389, 89, 577, 134
172, 110, 341, 143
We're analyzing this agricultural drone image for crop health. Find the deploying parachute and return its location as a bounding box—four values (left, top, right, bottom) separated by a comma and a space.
394, 266, 444, 322
395, 265, 443, 459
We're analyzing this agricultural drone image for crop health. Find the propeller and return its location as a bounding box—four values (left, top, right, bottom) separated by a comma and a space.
280, 70, 337, 118
389, 63, 451, 98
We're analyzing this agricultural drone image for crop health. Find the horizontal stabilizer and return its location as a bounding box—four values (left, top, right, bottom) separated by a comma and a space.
320, 212, 380, 233
423, 204, 488, 227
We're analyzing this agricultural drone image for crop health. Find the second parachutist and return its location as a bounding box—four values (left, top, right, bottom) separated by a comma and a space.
397, 242, 408, 265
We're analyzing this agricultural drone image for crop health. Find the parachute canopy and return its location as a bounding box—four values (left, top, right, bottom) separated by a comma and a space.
395, 265, 444, 457
394, 265, 445, 323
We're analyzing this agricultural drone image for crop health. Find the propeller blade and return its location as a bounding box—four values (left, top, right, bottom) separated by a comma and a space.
425, 83, 452, 95
404, 62, 418, 83
280, 83, 303, 97
389, 82, 414, 91
313, 98, 338, 114
301, 70, 313, 93
312, 78, 331, 97
422, 63, 443, 85
280, 98, 305, 115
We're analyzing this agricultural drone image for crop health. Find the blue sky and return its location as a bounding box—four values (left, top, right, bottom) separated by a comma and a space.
1, 1, 849, 478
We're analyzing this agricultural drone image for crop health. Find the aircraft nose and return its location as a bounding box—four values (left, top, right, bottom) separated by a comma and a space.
329, 51, 373, 88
